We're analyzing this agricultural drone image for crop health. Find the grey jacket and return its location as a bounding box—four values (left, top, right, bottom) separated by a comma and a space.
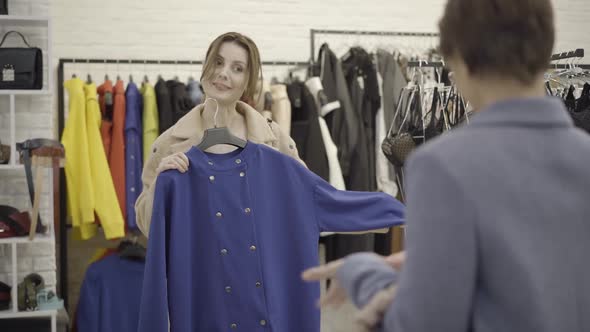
338, 97, 590, 332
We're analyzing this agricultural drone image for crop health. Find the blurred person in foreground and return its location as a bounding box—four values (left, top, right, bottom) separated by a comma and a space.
303, 0, 590, 331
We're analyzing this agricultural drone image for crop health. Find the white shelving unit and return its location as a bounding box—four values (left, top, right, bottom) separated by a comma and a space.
0, 14, 59, 332
0, 14, 52, 167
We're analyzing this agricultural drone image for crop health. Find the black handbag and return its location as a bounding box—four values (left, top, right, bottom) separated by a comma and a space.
0, 31, 43, 90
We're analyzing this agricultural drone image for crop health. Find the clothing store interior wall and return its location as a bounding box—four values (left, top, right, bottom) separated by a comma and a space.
1, 0, 590, 331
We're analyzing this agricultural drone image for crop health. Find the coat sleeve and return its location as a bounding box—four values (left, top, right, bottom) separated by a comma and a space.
337, 253, 398, 308
137, 174, 171, 332
341, 150, 477, 332
313, 176, 405, 232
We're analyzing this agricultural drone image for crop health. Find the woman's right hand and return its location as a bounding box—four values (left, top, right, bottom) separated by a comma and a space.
156, 152, 189, 174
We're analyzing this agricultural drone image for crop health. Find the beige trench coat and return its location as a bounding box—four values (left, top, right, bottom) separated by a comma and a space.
135, 101, 303, 236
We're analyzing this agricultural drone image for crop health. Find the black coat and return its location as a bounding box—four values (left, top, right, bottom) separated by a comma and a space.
287, 81, 330, 181
155, 79, 196, 134
320, 46, 381, 261
168, 80, 195, 123
155, 78, 173, 134
318, 44, 359, 178
342, 47, 381, 192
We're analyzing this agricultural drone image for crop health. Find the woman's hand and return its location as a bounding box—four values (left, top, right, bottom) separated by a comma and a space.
156, 152, 189, 174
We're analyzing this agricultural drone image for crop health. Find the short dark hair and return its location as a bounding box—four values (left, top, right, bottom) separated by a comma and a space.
439, 0, 555, 84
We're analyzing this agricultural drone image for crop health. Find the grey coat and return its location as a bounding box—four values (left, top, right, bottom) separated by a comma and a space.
338, 97, 590, 332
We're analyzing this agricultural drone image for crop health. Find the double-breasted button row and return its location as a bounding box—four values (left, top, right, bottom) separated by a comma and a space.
228, 319, 267, 329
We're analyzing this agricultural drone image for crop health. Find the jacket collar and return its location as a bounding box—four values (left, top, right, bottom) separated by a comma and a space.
469, 97, 573, 129
170, 101, 277, 144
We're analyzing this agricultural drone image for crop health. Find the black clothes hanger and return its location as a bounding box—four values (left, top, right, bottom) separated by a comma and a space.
86, 74, 92, 84
196, 98, 247, 150
118, 235, 146, 261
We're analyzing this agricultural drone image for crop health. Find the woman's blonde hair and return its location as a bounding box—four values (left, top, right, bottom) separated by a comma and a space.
201, 32, 263, 102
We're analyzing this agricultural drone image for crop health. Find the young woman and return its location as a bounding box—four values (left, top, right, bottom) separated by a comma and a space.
135, 32, 302, 236
304, 1, 590, 331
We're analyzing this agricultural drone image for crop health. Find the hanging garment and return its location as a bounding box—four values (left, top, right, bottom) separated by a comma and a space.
141, 82, 159, 163
137, 142, 405, 332
155, 78, 173, 134
134, 102, 303, 237
374, 64, 396, 256
77, 254, 144, 332
305, 77, 346, 190
111, 80, 127, 222
97, 80, 114, 158
62, 79, 125, 240
376, 50, 406, 196
318, 44, 359, 177
168, 80, 195, 123
270, 84, 292, 136
62, 78, 96, 237
186, 78, 203, 105
342, 46, 381, 192
125, 82, 143, 230
84, 83, 125, 240
375, 64, 398, 197
287, 81, 330, 181
376, 50, 408, 132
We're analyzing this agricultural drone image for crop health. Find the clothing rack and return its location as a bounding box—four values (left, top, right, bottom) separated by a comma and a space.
309, 28, 439, 63
60, 58, 310, 66
56, 57, 310, 310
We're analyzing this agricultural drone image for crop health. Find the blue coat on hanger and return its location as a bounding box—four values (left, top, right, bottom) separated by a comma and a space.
137, 142, 405, 332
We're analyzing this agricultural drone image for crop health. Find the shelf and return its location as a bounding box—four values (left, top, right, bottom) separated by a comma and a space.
0, 89, 50, 95
0, 16, 50, 26
0, 164, 24, 171
0, 309, 57, 319
0, 234, 54, 244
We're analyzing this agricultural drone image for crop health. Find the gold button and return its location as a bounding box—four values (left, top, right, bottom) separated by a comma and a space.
220, 249, 228, 255
231, 323, 237, 329
216, 212, 222, 218
240, 172, 245, 177
260, 320, 267, 326
250, 245, 257, 251
244, 208, 251, 214
209, 175, 215, 182
235, 159, 242, 164
256, 281, 262, 288
225, 286, 232, 293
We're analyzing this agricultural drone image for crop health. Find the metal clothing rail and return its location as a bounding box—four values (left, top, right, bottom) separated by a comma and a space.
60, 58, 309, 66
407, 60, 445, 68
309, 28, 439, 62
56, 57, 309, 310
550, 48, 584, 61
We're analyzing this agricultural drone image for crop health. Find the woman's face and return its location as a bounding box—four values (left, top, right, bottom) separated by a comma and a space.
202, 42, 249, 105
